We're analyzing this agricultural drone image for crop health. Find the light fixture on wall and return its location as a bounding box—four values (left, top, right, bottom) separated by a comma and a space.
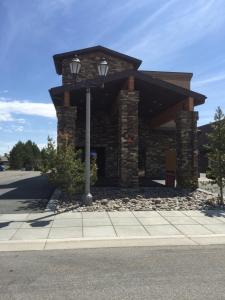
69, 55, 81, 77
98, 58, 109, 77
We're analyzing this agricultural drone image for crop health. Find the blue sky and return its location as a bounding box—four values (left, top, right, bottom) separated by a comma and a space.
0, 0, 225, 155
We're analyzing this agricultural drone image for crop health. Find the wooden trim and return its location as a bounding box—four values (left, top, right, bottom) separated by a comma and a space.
149, 102, 183, 129
183, 97, 194, 111
149, 97, 195, 129
127, 76, 134, 91
64, 91, 70, 106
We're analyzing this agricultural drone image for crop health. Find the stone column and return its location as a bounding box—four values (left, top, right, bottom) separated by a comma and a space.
118, 90, 139, 187
56, 106, 77, 148
176, 110, 198, 188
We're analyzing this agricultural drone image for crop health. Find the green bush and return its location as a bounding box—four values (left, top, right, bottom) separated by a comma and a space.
40, 137, 97, 201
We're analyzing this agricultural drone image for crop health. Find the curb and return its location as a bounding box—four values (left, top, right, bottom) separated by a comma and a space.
1, 234, 225, 252
45, 189, 61, 212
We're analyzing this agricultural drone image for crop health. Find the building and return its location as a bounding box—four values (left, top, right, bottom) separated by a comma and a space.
0, 156, 9, 169
49, 46, 206, 188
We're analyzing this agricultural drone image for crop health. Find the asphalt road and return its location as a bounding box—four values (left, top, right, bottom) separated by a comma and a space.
0, 171, 53, 213
0, 245, 225, 299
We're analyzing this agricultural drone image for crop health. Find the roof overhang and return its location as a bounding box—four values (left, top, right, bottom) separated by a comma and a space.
53, 45, 142, 75
49, 70, 206, 109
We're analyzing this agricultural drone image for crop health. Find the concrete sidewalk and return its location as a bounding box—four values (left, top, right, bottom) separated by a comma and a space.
1, 210, 225, 251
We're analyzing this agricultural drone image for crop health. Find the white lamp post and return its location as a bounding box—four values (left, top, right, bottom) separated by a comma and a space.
70, 56, 109, 205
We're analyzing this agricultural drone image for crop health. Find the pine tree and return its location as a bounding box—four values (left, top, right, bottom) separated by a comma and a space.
40, 137, 97, 203
206, 107, 225, 205
9, 140, 41, 170
9, 141, 25, 169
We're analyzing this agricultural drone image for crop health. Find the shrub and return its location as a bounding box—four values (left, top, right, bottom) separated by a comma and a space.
40, 137, 97, 202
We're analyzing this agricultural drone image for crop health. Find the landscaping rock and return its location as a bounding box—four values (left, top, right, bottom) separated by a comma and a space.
56, 187, 219, 212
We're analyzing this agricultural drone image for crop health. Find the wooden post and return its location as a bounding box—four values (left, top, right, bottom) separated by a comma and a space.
127, 76, 134, 91
64, 90, 70, 107
183, 97, 194, 111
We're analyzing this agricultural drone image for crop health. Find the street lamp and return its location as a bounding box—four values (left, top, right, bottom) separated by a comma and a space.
69, 56, 109, 205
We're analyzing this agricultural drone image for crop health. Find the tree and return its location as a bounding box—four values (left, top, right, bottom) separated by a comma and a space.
206, 107, 225, 206
9, 141, 26, 169
23, 140, 41, 170
9, 140, 41, 170
40, 137, 97, 203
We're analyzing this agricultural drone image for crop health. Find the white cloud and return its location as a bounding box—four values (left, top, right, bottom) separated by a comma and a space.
13, 125, 24, 132
111, 0, 177, 49
193, 73, 225, 88
0, 97, 56, 122
16, 118, 26, 124
111, 0, 225, 66
0, 112, 14, 122
0, 90, 8, 94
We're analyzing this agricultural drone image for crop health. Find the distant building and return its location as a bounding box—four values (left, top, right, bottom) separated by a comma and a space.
0, 156, 9, 168
49, 45, 206, 188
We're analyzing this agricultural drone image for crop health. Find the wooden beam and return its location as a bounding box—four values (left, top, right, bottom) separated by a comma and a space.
149, 97, 195, 129
127, 76, 134, 91
183, 97, 194, 111
64, 90, 70, 107
122, 76, 135, 91
149, 102, 183, 129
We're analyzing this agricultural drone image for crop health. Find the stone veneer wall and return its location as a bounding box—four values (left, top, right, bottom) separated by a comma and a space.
75, 105, 118, 180
56, 106, 77, 148
62, 51, 134, 85
118, 90, 139, 187
139, 117, 176, 179
176, 110, 198, 188
145, 131, 176, 179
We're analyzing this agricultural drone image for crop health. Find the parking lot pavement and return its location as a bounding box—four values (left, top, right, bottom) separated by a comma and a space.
0, 171, 53, 214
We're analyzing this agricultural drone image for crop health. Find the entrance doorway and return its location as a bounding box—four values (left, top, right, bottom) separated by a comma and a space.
78, 147, 106, 178
91, 147, 106, 178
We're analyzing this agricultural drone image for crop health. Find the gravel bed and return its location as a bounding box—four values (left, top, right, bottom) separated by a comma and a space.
57, 187, 219, 212
199, 180, 224, 195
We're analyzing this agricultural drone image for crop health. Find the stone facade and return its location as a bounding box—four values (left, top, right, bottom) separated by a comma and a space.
118, 90, 139, 187
75, 105, 118, 181
62, 51, 134, 85
176, 110, 199, 188
144, 131, 176, 179
56, 106, 77, 148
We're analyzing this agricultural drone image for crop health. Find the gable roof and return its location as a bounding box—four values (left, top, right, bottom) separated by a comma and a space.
49, 69, 206, 106
53, 45, 142, 75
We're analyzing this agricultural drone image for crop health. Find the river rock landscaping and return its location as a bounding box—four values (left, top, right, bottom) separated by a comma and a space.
56, 187, 218, 212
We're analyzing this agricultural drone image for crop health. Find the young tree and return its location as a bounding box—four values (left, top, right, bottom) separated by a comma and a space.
206, 107, 225, 205
40, 137, 97, 203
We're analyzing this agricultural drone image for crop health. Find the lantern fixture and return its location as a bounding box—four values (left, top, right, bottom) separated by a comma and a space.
69, 55, 81, 75
97, 58, 109, 77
